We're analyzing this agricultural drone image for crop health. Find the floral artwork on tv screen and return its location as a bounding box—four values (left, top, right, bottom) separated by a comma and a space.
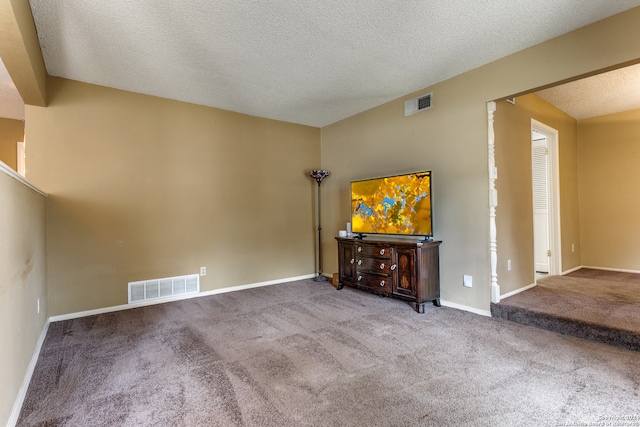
351, 171, 432, 237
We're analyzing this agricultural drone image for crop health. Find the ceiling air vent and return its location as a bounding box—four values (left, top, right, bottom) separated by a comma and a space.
405, 92, 433, 116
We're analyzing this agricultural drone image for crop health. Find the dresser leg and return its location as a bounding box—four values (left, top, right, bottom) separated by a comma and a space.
414, 302, 425, 314
432, 298, 441, 307
337, 283, 344, 290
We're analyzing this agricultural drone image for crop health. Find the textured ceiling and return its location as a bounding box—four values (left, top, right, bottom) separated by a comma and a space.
536, 63, 640, 120
0, 58, 25, 121
3, 1, 640, 125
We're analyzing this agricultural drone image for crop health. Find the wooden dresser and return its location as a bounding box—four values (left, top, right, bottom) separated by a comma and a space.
336, 237, 442, 313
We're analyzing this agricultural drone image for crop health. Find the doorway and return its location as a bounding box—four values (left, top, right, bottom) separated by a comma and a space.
531, 119, 561, 277
532, 130, 549, 274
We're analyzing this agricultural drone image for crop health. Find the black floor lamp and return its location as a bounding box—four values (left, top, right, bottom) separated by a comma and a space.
309, 169, 330, 282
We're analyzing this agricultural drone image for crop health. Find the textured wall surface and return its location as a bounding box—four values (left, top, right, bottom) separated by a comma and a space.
578, 108, 640, 270
0, 118, 24, 170
0, 168, 47, 427
26, 77, 320, 316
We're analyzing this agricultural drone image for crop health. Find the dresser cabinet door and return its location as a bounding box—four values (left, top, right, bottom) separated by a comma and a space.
394, 248, 416, 297
338, 241, 356, 284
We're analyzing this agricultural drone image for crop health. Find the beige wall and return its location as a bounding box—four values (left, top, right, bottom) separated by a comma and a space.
0, 117, 24, 171
26, 77, 320, 316
322, 8, 640, 311
494, 95, 580, 295
0, 167, 47, 426
322, 79, 493, 309
578, 108, 640, 270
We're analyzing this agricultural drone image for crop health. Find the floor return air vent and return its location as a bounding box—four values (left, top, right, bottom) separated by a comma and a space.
128, 274, 199, 304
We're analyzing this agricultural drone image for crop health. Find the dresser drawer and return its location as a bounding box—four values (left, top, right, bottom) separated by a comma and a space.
355, 243, 392, 259
355, 272, 392, 292
356, 256, 393, 274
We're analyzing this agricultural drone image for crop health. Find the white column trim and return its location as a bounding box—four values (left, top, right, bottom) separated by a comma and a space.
487, 101, 500, 303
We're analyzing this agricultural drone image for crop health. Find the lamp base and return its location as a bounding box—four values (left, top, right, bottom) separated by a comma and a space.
313, 274, 328, 282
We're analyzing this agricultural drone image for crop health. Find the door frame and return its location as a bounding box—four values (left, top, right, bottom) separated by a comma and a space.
531, 119, 561, 277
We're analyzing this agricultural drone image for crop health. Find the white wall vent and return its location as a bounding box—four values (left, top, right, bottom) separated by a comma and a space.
404, 92, 433, 116
128, 274, 199, 304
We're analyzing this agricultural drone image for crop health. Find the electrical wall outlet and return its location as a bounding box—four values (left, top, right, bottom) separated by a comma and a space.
200, 267, 206, 276
507, 260, 512, 271
37, 298, 40, 314
463, 275, 473, 288
572, 244, 575, 253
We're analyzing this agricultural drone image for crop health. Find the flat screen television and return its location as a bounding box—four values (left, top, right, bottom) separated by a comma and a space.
351, 171, 433, 240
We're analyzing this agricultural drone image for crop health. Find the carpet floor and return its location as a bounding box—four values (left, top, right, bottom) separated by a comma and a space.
18, 279, 640, 426
491, 268, 640, 351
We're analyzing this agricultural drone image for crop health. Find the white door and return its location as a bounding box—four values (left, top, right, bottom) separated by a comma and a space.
532, 131, 550, 274
17, 140, 25, 176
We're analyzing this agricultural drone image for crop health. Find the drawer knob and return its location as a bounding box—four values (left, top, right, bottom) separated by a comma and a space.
380, 249, 385, 255
358, 275, 363, 282
391, 264, 397, 270
380, 280, 385, 287
379, 263, 385, 269
357, 246, 362, 252
357, 259, 363, 266
350, 258, 355, 264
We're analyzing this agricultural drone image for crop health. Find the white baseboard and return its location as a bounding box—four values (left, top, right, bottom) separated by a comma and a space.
7, 319, 50, 427
561, 265, 583, 275
440, 300, 492, 317
581, 265, 640, 275
199, 274, 318, 298
49, 273, 317, 322
500, 282, 536, 300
